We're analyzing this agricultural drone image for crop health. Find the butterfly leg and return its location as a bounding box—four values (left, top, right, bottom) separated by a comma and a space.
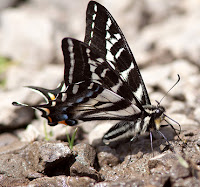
126, 136, 138, 166
156, 130, 175, 153
149, 131, 154, 156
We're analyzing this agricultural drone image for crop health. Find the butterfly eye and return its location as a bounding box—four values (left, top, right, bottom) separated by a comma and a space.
156, 109, 160, 114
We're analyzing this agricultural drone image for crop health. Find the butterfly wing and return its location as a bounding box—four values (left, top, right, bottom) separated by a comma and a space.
84, 1, 151, 106
62, 38, 143, 111
13, 1, 153, 144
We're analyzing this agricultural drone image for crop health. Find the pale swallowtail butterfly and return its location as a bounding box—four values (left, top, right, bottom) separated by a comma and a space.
13, 1, 179, 147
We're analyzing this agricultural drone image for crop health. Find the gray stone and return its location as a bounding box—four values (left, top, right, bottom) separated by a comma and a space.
133, 9, 200, 66
20, 141, 72, 174
0, 89, 34, 128
170, 162, 190, 181
174, 177, 200, 187
16, 118, 74, 142
167, 113, 199, 131
0, 154, 31, 178
28, 175, 96, 187
0, 0, 19, 11
0, 175, 29, 187
72, 143, 96, 167
97, 146, 120, 167
0, 133, 19, 147
6, 65, 63, 90
0, 141, 28, 155
70, 143, 100, 180
0, 8, 56, 67
194, 107, 200, 123
70, 162, 100, 181
148, 153, 178, 175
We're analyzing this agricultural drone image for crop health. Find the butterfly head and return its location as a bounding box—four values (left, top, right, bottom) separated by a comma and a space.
145, 104, 165, 130
153, 105, 165, 130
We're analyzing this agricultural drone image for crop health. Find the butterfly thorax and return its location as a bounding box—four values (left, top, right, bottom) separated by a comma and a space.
143, 105, 165, 131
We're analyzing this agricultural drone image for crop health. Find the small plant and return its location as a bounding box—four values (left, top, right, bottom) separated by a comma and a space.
0, 56, 13, 87
43, 121, 53, 141
66, 127, 78, 149
0, 56, 12, 73
178, 155, 189, 168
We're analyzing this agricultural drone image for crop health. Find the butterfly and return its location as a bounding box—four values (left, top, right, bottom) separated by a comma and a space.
13, 1, 180, 147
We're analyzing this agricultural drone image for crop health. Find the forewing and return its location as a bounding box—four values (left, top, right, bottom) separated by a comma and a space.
84, 1, 151, 105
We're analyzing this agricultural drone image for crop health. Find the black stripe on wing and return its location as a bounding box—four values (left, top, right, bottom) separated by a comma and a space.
55, 81, 141, 122
26, 81, 66, 102
62, 38, 143, 111
84, 1, 151, 106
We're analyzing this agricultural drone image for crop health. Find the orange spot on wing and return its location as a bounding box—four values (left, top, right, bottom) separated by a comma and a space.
42, 108, 50, 115
48, 93, 56, 100
50, 95, 55, 100
48, 117, 52, 123
58, 120, 68, 126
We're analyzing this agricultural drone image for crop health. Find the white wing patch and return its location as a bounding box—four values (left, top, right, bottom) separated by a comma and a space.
89, 4, 98, 46
115, 48, 124, 59
120, 62, 134, 81
67, 39, 75, 84
142, 116, 150, 133
134, 84, 143, 102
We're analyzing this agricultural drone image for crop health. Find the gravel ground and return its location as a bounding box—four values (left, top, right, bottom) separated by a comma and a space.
0, 0, 200, 186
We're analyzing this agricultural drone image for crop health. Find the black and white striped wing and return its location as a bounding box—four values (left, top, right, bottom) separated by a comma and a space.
84, 1, 151, 106
62, 38, 141, 121
57, 81, 140, 122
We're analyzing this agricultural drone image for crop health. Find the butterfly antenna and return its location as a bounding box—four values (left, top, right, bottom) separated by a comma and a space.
158, 74, 180, 105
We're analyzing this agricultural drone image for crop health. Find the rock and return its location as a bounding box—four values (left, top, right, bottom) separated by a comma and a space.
97, 146, 120, 167
16, 123, 43, 142
0, 141, 73, 179
16, 119, 72, 143
0, 133, 19, 147
73, 143, 96, 167
134, 10, 200, 66
70, 143, 100, 180
0, 0, 200, 186
0, 8, 55, 67
70, 162, 100, 181
0, 0, 19, 11
140, 0, 185, 23
0, 90, 34, 129
167, 101, 186, 114
94, 178, 144, 187
194, 107, 200, 123
6, 65, 63, 91
173, 177, 200, 187
167, 113, 199, 131
148, 153, 178, 175
21, 141, 73, 176
0, 141, 28, 155
170, 162, 190, 181
0, 154, 31, 178
28, 175, 96, 187
0, 175, 29, 187
0, 0, 87, 68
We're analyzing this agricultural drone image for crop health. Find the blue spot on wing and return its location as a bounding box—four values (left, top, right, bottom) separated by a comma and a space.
76, 97, 84, 103
86, 90, 94, 97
